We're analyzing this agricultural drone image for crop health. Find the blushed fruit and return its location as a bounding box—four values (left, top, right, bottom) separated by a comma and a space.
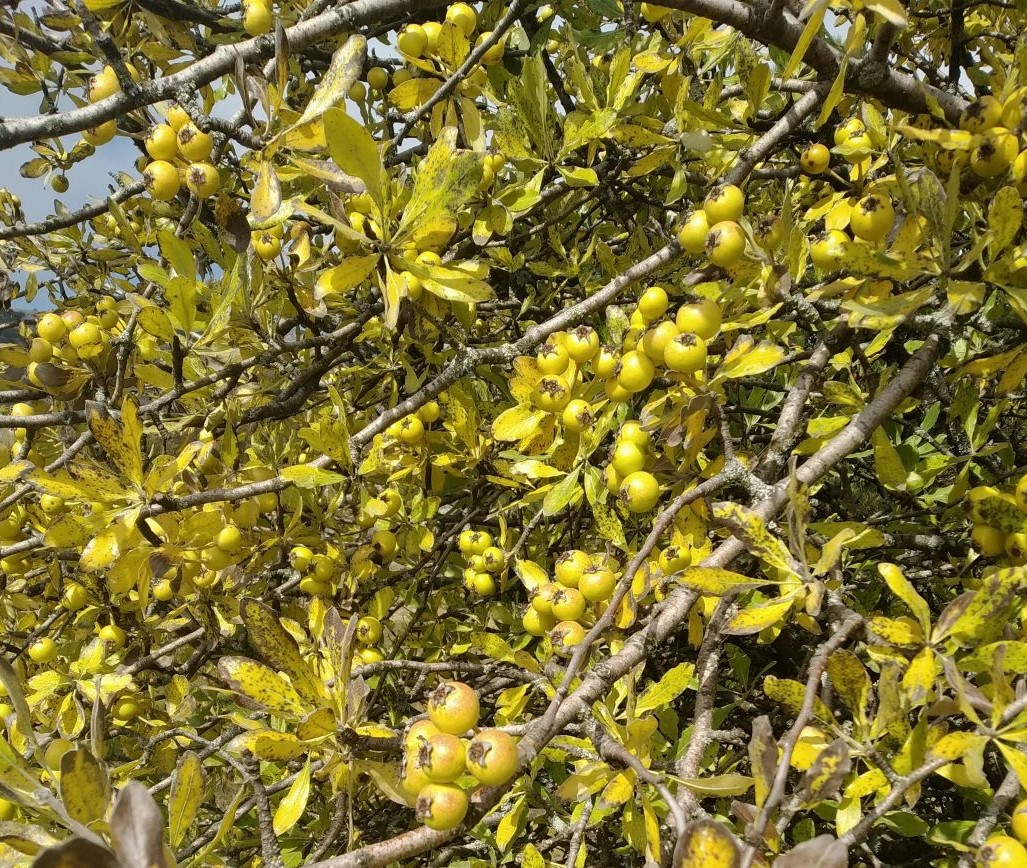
177, 122, 214, 162
555, 550, 591, 588
664, 332, 707, 374
551, 620, 586, 655
961, 95, 1004, 133
619, 420, 650, 448
28, 638, 57, 663
971, 128, 1018, 178
801, 143, 830, 174
418, 732, 466, 782
37, 312, 67, 343
706, 221, 746, 267
809, 229, 848, 271
566, 325, 600, 362
1010, 799, 1027, 843
446, 2, 476, 36
537, 341, 570, 374
144, 160, 181, 201
579, 565, 616, 602
637, 285, 669, 322
243, 0, 272, 36
467, 729, 518, 786
185, 162, 220, 198
83, 120, 117, 146
617, 350, 655, 393
398, 23, 428, 57
677, 209, 711, 254
551, 587, 587, 621
416, 783, 468, 831
705, 184, 744, 224
976, 835, 1027, 868
531, 582, 561, 615
562, 398, 593, 433
620, 470, 660, 513
533, 375, 571, 412
405, 719, 441, 753
850, 193, 895, 243
356, 616, 383, 644
522, 606, 555, 636
427, 681, 480, 735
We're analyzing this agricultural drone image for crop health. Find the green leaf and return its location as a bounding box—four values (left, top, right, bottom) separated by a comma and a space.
324, 107, 382, 204
636, 662, 694, 715
168, 751, 204, 849
158, 230, 195, 281
273, 760, 311, 836
542, 467, 581, 516
239, 597, 326, 706
279, 465, 347, 488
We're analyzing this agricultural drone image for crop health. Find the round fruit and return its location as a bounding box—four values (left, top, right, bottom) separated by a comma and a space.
842, 131, 873, 162
423, 21, 443, 53
405, 718, 441, 752
467, 729, 519, 786
706, 221, 746, 267
593, 346, 619, 378
617, 351, 655, 393
252, 231, 281, 260
850, 193, 895, 243
566, 325, 600, 362
562, 399, 593, 433
360, 647, 384, 664
69, 322, 102, 349
1010, 799, 1027, 843
415, 783, 468, 831
537, 341, 570, 374
533, 375, 572, 412
417, 401, 441, 424
356, 616, 383, 644
555, 550, 591, 588
551, 587, 587, 621
640, 320, 680, 364
398, 24, 428, 57
972, 524, 1006, 557
214, 525, 243, 553
418, 732, 467, 783
976, 835, 1027, 868
243, 0, 272, 36
809, 229, 848, 271
44, 738, 74, 770
637, 285, 669, 322
678, 209, 711, 254
83, 120, 117, 146
833, 117, 865, 146
961, 95, 1004, 133
144, 160, 181, 201
472, 572, 496, 595
446, 2, 476, 36
399, 756, 432, 801
427, 681, 480, 734
522, 606, 556, 636
1016, 476, 1027, 514
620, 471, 660, 513
367, 66, 389, 91
88, 65, 120, 102
37, 312, 67, 343
664, 332, 707, 374
972, 128, 1018, 178
62, 583, 88, 611
290, 545, 314, 571
176, 123, 214, 162
29, 338, 52, 364
579, 565, 616, 602
612, 441, 646, 476
112, 696, 143, 722
551, 620, 586, 654
532, 582, 561, 615
619, 420, 650, 448
371, 528, 398, 561
1007, 533, 1027, 565
153, 580, 174, 602
185, 162, 220, 198
51, 175, 70, 194
480, 546, 505, 573
99, 624, 126, 649
391, 415, 425, 444
348, 81, 367, 102
477, 32, 505, 65
166, 103, 191, 131
28, 638, 57, 663
705, 184, 745, 224
801, 143, 830, 174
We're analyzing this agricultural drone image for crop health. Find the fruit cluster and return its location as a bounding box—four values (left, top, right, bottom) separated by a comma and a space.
458, 529, 505, 596
677, 183, 749, 267
386, 400, 442, 446
400, 681, 518, 831
397, 4, 505, 68
965, 478, 1027, 563
142, 104, 220, 202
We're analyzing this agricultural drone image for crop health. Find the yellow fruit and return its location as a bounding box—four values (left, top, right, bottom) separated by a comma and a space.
555, 550, 590, 588
533, 375, 572, 412
593, 345, 619, 378
617, 350, 655, 393
1011, 799, 1027, 843
849, 193, 895, 243
1012, 151, 1027, 195
185, 162, 220, 198
551, 587, 587, 621
551, 620, 586, 654
532, 583, 561, 615
566, 325, 599, 362
971, 128, 1018, 178
676, 299, 721, 339
69, 322, 102, 349
88, 65, 120, 102
37, 313, 67, 343
612, 441, 646, 476
427, 681, 480, 734
705, 221, 746, 267
637, 285, 669, 322
423, 21, 443, 54
579, 565, 616, 602
809, 229, 848, 270
28, 338, 52, 364
356, 616, 383, 644
523, 606, 556, 636
800, 143, 831, 174
144, 160, 181, 201
976, 835, 1027, 868
537, 341, 570, 374
466, 729, 518, 786
177, 122, 214, 162
62, 583, 88, 611
640, 3, 670, 22
367, 66, 389, 91
348, 81, 367, 102
153, 580, 174, 602
166, 103, 191, 131
561, 398, 593, 433
446, 2, 476, 36
82, 120, 117, 146
243, 0, 273, 36
972, 524, 1006, 557
28, 638, 57, 663
704, 184, 745, 224
664, 332, 707, 374
415, 783, 468, 831
841, 131, 873, 163
641, 320, 680, 364
215, 525, 243, 553
398, 24, 428, 57
677, 209, 711, 254
290, 545, 315, 570
960, 95, 1004, 133
476, 32, 505, 65
833, 117, 865, 146
252, 231, 281, 260
619, 471, 660, 513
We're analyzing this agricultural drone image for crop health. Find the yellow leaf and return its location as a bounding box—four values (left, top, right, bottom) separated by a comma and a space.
239, 597, 326, 706
279, 465, 347, 488
168, 751, 204, 848
88, 405, 142, 487
678, 819, 740, 868
281, 36, 366, 137
998, 742, 1027, 791
871, 427, 907, 488
878, 563, 932, 635
867, 615, 924, 647
59, 748, 110, 825
928, 731, 988, 761
522, 843, 545, 868
863, 0, 908, 26
217, 656, 307, 715
297, 708, 337, 741
314, 254, 380, 300
437, 20, 469, 68
80, 524, 124, 571
324, 107, 383, 204
901, 647, 938, 708
676, 567, 768, 596
388, 77, 442, 111
711, 502, 798, 578
229, 730, 309, 761
989, 186, 1022, 255
492, 405, 546, 441
273, 760, 311, 836
713, 336, 787, 381
725, 596, 795, 635
781, 0, 829, 80
636, 662, 694, 715
496, 796, 527, 850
